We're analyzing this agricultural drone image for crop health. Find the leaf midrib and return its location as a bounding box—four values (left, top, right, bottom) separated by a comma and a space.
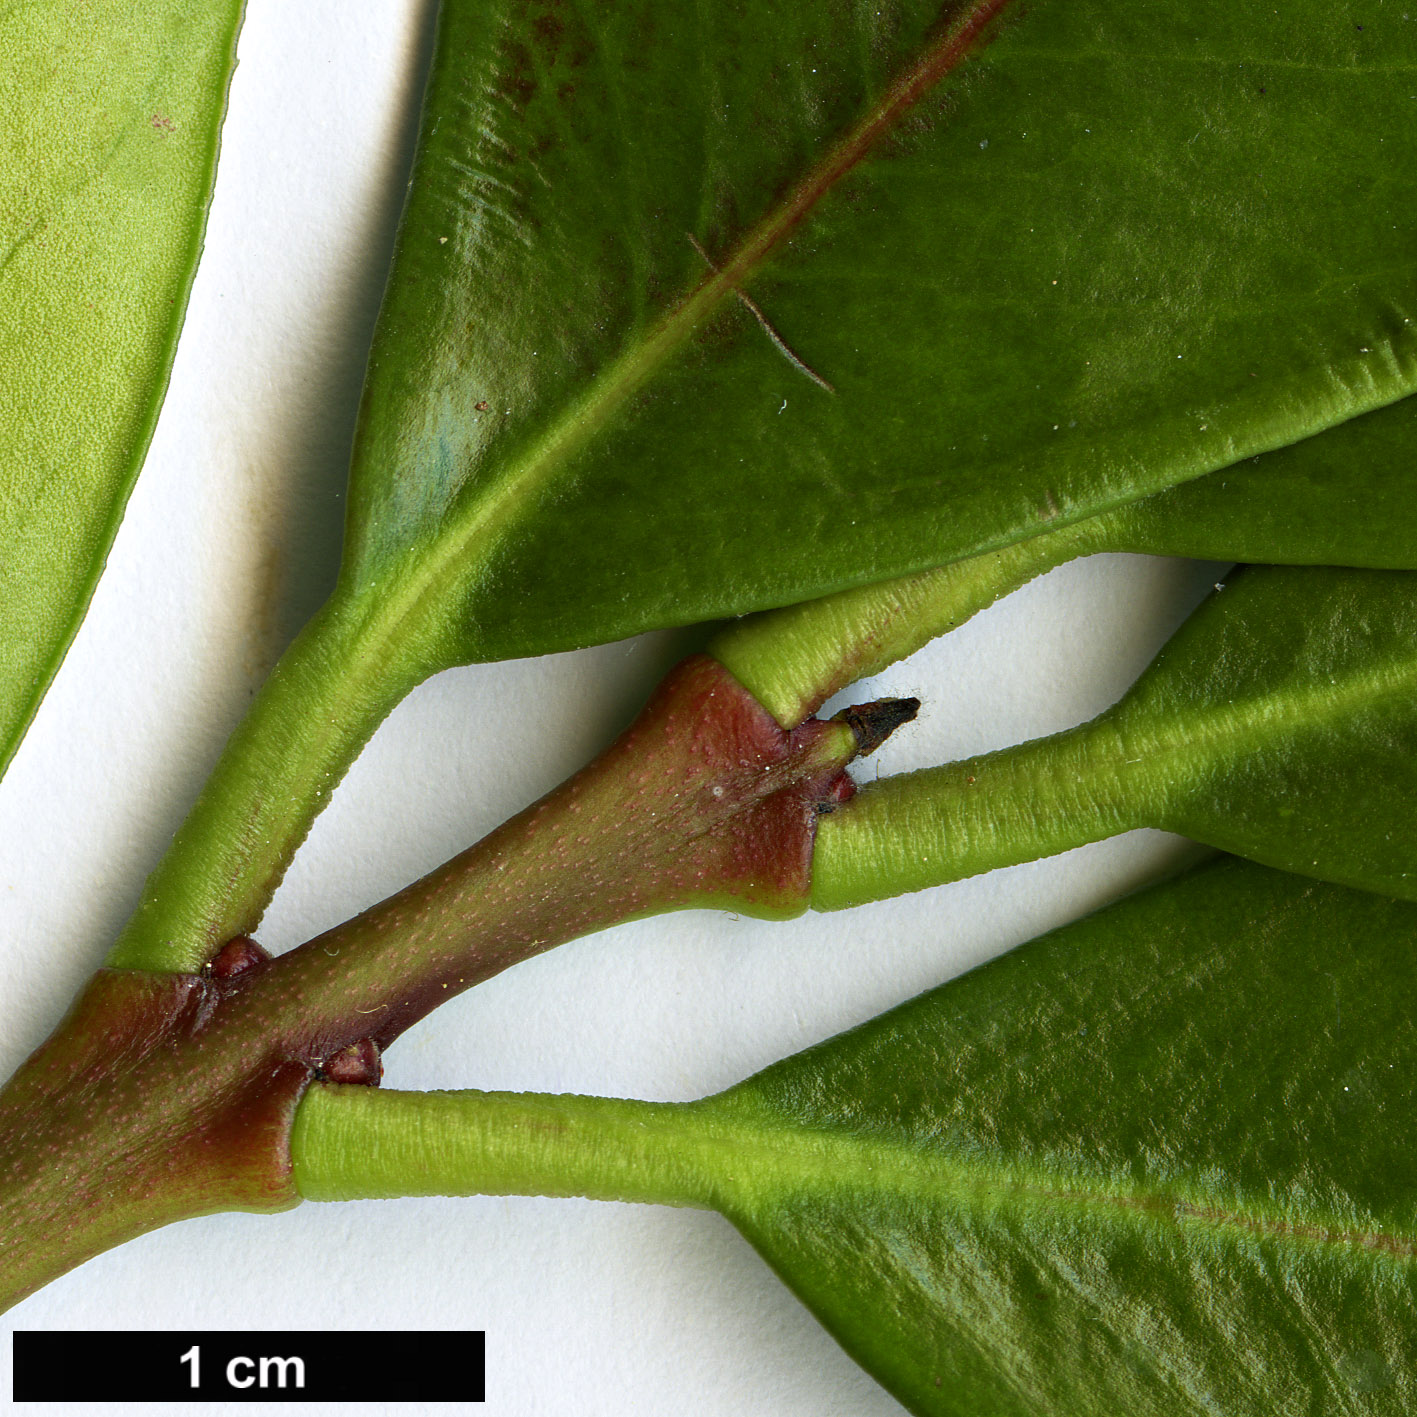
706, 1101, 1413, 1264
1111, 629, 1417, 795
352, 0, 1015, 662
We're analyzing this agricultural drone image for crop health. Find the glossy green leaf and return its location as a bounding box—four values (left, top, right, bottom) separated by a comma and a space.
103, 0, 1417, 971
342, 0, 1417, 672
1093, 393, 1417, 566
815, 564, 1417, 908
715, 393, 1417, 726
725, 858, 1417, 1414
0, 0, 245, 779
293, 858, 1417, 1414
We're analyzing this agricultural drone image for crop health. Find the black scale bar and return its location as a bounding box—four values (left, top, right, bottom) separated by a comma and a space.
13, 1331, 485, 1402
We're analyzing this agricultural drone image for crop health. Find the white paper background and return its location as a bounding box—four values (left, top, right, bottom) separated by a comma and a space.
1, 4, 1222, 1412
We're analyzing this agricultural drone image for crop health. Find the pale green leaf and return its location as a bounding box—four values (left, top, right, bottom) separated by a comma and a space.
0, 0, 244, 778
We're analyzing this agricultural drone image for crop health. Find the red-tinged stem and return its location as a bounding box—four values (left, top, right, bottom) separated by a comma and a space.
245, 654, 858, 1052
0, 968, 306, 1312
0, 654, 897, 1311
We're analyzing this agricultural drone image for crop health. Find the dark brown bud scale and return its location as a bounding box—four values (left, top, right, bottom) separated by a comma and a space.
207, 935, 272, 980
836, 697, 921, 757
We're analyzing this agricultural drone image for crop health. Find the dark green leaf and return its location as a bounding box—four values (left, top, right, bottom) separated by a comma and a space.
1094, 394, 1417, 566
713, 394, 1417, 726
111, 0, 1417, 965
293, 859, 1417, 1414
0, 0, 245, 778
343, 0, 1417, 669
1114, 564, 1417, 893
719, 858, 1417, 1415
815, 565, 1417, 906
